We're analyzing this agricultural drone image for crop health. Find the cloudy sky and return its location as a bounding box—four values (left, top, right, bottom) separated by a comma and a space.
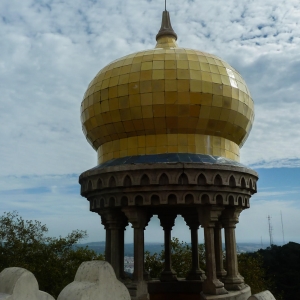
1, 0, 300, 246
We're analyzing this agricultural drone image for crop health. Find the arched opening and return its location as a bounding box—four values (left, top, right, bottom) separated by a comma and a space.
87, 180, 92, 190
197, 174, 207, 185
216, 194, 223, 205
109, 176, 116, 187
168, 194, 177, 205
135, 195, 143, 206
229, 176, 236, 187
159, 173, 169, 185
241, 177, 246, 188
151, 194, 160, 205
121, 196, 128, 206
124, 175, 132, 187
141, 174, 150, 185
97, 178, 103, 189
201, 194, 209, 204
214, 174, 222, 186
178, 173, 188, 185
109, 197, 115, 207
185, 194, 194, 204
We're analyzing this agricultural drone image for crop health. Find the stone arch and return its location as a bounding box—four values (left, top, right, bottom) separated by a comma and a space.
197, 173, 207, 185
228, 195, 235, 206
216, 194, 223, 205
229, 175, 236, 187
87, 180, 93, 190
109, 176, 116, 187
135, 195, 144, 206
109, 197, 115, 207
121, 196, 128, 206
201, 194, 210, 204
241, 177, 246, 188
159, 173, 169, 185
141, 174, 150, 185
249, 178, 253, 190
214, 174, 223, 186
184, 193, 194, 204
168, 194, 177, 205
123, 175, 132, 187
97, 178, 103, 189
178, 173, 188, 185
151, 194, 160, 205
238, 196, 243, 206
100, 198, 105, 209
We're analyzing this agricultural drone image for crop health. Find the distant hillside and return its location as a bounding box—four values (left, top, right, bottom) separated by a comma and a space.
76, 241, 268, 256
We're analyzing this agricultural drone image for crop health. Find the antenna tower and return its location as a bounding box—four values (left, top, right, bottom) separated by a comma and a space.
280, 211, 285, 245
267, 215, 273, 246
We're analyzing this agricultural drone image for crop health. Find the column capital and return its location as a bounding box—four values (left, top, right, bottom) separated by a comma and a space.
198, 206, 224, 228
158, 213, 177, 231
182, 212, 200, 230
99, 209, 128, 230
122, 207, 151, 229
221, 207, 243, 227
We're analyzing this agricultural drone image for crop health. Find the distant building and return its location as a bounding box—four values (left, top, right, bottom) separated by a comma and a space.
79, 7, 258, 300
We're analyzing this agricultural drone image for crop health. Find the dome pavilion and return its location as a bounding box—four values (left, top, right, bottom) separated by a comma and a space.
79, 8, 258, 300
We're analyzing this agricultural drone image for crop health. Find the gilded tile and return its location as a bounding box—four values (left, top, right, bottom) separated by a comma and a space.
141, 61, 153, 70
129, 94, 141, 107
140, 81, 152, 93
165, 92, 177, 104
152, 70, 164, 80
153, 92, 165, 104
140, 70, 152, 81
128, 82, 140, 94
141, 93, 152, 105
153, 60, 165, 69
129, 72, 140, 83
165, 60, 177, 69
178, 91, 190, 104
164, 70, 176, 79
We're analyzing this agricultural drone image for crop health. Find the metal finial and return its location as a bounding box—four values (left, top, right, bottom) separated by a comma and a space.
156, 8, 177, 41
165, 0, 167, 11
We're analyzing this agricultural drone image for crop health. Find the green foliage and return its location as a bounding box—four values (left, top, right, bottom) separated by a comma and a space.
237, 253, 270, 294
0, 211, 104, 298
145, 237, 205, 278
256, 242, 300, 300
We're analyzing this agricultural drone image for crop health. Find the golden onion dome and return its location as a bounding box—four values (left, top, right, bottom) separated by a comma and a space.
81, 11, 254, 164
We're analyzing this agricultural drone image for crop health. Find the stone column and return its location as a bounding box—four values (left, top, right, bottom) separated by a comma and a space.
100, 209, 127, 279
122, 207, 151, 282
100, 214, 111, 263
221, 207, 245, 290
214, 222, 227, 279
182, 212, 206, 281
198, 206, 228, 295
158, 213, 177, 281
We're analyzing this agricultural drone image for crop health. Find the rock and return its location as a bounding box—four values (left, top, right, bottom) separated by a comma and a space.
248, 290, 276, 300
57, 261, 131, 300
0, 267, 55, 300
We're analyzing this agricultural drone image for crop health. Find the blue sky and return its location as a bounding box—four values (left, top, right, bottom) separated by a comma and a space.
1, 0, 300, 244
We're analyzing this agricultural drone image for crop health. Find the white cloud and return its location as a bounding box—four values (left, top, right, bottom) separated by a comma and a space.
1, 0, 300, 242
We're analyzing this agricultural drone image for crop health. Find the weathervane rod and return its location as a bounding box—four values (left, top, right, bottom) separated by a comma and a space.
165, 0, 167, 11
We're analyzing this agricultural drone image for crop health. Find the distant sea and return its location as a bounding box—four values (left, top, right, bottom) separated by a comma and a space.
76, 241, 278, 256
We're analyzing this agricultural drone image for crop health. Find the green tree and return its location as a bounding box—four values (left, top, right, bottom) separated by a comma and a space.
0, 211, 103, 298
145, 237, 205, 278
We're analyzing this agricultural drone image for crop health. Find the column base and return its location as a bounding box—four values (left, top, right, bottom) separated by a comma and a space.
223, 274, 246, 291
126, 281, 148, 300
160, 270, 178, 282
186, 269, 206, 281
216, 269, 227, 280
200, 285, 251, 300
202, 279, 228, 295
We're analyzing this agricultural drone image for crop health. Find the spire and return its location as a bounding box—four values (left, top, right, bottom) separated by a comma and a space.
156, 8, 177, 41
